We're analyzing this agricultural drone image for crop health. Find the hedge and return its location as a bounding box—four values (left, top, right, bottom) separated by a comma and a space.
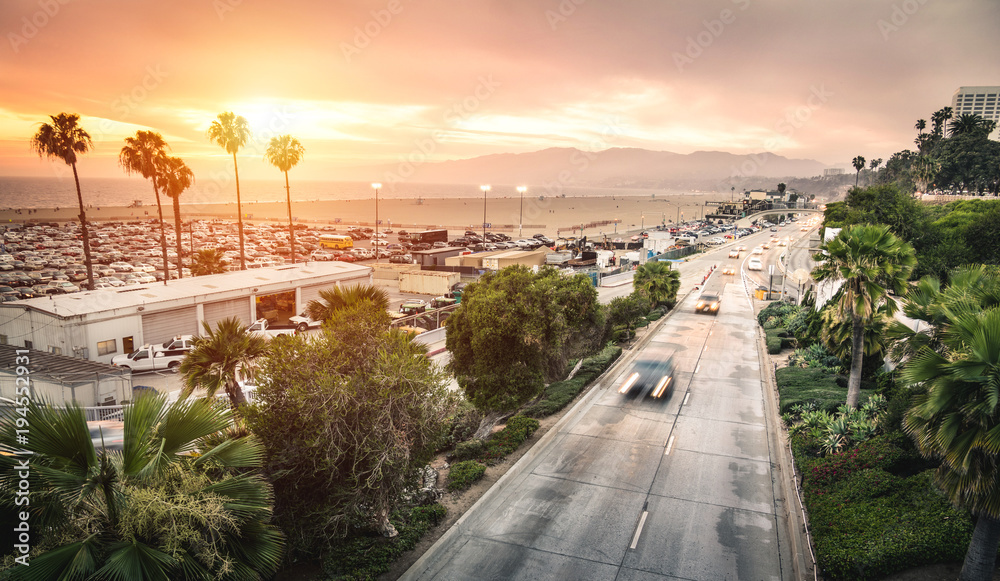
479, 415, 540, 464
794, 434, 972, 580
775, 367, 844, 413
447, 460, 487, 491
523, 344, 622, 418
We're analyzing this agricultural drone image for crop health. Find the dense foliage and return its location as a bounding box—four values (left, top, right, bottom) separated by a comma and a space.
245, 303, 458, 561
0, 395, 284, 580
446, 266, 603, 426
523, 344, 622, 418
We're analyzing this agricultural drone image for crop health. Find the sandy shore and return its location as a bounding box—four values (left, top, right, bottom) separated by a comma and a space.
2, 193, 732, 238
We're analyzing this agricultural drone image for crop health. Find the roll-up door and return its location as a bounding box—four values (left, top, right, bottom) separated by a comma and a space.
142, 306, 198, 346
203, 298, 253, 329
299, 282, 336, 311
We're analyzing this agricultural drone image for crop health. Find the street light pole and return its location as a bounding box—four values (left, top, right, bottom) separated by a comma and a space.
481, 185, 490, 241
517, 186, 526, 237
372, 182, 381, 265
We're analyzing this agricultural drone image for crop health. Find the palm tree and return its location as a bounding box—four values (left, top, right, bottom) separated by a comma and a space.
852, 155, 866, 187
777, 182, 786, 196
633, 261, 681, 307
902, 300, 1000, 581
811, 224, 916, 408
119, 130, 171, 284
868, 158, 882, 185
913, 155, 940, 194
264, 135, 306, 264
306, 283, 390, 322
29, 113, 95, 290
207, 112, 251, 270
0, 395, 284, 580
914, 118, 926, 135
180, 316, 269, 407
155, 155, 194, 279
949, 113, 995, 138
190, 248, 230, 276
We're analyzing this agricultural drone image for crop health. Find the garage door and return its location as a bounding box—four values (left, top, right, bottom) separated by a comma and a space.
142, 307, 198, 346
300, 282, 336, 311
204, 298, 253, 329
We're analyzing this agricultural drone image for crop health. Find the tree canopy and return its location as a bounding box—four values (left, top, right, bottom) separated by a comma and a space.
445, 266, 602, 428
244, 302, 457, 557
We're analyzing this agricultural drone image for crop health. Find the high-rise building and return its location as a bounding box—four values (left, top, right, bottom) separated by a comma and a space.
951, 86, 1000, 136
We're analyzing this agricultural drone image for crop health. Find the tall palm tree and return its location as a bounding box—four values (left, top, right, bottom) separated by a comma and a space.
264, 135, 305, 264
29, 113, 95, 290
913, 155, 940, 194
633, 261, 681, 307
156, 155, 194, 279
190, 248, 230, 276
852, 155, 866, 188
305, 283, 390, 322
914, 118, 926, 135
180, 316, 268, 408
119, 130, 170, 284
0, 395, 284, 580
811, 224, 916, 408
207, 112, 251, 270
868, 158, 882, 185
902, 300, 1000, 581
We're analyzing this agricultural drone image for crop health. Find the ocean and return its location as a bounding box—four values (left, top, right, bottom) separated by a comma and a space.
1, 176, 687, 210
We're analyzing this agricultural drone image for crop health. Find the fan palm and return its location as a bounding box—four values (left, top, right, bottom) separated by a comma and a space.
156, 156, 194, 279
0, 394, 283, 580
633, 261, 681, 307
207, 112, 251, 271
811, 224, 915, 408
852, 155, 866, 187
120, 130, 170, 284
190, 248, 229, 276
264, 135, 305, 264
305, 284, 390, 322
902, 305, 1000, 581
180, 317, 268, 408
29, 113, 95, 290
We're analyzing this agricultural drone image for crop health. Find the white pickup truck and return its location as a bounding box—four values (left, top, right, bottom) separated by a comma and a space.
287, 312, 323, 332
111, 346, 186, 372
246, 318, 299, 339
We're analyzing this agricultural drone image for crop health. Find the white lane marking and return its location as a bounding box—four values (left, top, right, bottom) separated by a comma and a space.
683, 392, 690, 406
630, 511, 649, 549
665, 435, 675, 456
695, 364, 701, 374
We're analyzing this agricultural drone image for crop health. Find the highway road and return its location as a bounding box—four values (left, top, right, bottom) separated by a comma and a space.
401, 229, 805, 580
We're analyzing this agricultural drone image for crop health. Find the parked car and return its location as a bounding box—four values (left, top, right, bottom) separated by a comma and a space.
112, 346, 186, 372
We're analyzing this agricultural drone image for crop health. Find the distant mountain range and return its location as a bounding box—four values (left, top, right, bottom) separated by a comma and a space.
336, 147, 829, 190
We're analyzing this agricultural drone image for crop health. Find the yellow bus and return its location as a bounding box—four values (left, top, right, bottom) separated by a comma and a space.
318, 234, 354, 250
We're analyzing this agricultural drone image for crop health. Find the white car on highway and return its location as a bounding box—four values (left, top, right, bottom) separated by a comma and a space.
748, 257, 763, 271
752, 246, 764, 255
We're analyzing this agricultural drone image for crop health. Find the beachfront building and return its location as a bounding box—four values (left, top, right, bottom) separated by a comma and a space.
0, 262, 371, 366
951, 86, 1000, 137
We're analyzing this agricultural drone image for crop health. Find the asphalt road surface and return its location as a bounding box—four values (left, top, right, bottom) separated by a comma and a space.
402, 265, 793, 580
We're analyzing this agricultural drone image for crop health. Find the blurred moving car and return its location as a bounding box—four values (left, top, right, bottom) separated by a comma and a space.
748, 257, 763, 271
695, 292, 721, 314
618, 356, 675, 399
721, 266, 736, 275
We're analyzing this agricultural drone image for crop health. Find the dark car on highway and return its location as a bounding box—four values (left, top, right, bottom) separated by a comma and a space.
695, 292, 720, 314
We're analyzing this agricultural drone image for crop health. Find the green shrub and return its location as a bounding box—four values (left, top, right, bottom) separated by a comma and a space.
766, 335, 782, 354
577, 344, 622, 379
522, 377, 586, 418
757, 301, 800, 328
447, 460, 487, 491
439, 401, 484, 452
323, 503, 447, 580
451, 438, 486, 461
646, 308, 663, 321
480, 415, 540, 464
775, 367, 844, 413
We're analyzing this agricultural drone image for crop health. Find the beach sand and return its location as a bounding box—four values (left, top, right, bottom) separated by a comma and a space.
2, 192, 733, 238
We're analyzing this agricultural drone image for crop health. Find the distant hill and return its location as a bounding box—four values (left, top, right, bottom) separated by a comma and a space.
336, 147, 828, 189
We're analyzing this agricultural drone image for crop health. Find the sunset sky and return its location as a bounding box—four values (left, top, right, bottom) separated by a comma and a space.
1, 0, 997, 182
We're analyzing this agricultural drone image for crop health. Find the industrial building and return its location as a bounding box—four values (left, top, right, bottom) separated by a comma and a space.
0, 261, 371, 366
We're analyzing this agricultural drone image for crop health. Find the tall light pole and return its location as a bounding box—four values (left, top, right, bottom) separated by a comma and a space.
517, 186, 527, 237
372, 182, 381, 264
481, 184, 490, 241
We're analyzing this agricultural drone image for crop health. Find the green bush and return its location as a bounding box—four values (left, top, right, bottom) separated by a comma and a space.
439, 401, 484, 452
757, 301, 800, 328
766, 335, 782, 354
776, 367, 844, 413
480, 415, 540, 464
646, 308, 664, 321
451, 438, 486, 462
323, 503, 447, 580
447, 460, 487, 491
523, 344, 622, 418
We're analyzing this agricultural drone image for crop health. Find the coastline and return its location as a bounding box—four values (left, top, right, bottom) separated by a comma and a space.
2, 193, 730, 237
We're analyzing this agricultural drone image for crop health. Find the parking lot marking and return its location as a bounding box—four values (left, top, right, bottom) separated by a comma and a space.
630, 511, 649, 549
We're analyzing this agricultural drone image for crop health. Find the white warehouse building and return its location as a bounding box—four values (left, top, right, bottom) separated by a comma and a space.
0, 261, 371, 365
